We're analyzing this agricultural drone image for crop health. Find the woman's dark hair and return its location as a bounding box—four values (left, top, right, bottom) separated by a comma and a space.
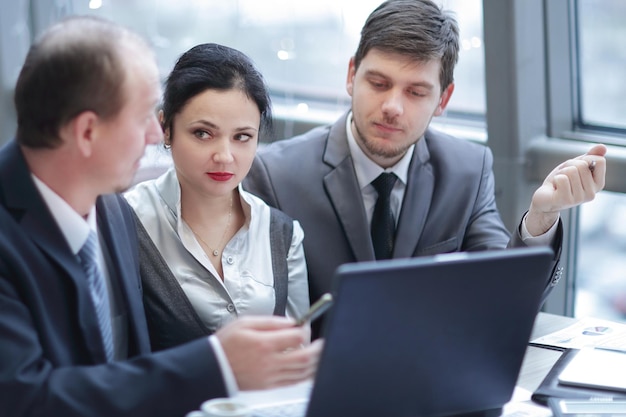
162, 43, 273, 140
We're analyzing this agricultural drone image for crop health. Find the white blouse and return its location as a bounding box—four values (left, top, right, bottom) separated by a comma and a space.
125, 168, 309, 333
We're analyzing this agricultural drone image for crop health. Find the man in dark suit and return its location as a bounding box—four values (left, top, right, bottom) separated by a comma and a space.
0, 16, 320, 417
244, 0, 606, 337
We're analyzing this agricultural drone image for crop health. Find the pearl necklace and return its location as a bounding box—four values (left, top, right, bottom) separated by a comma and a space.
190, 195, 233, 257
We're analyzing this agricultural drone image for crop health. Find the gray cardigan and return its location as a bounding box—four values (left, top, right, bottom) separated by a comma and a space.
134, 208, 293, 352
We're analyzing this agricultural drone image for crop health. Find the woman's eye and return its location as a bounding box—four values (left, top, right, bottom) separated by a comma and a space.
194, 130, 210, 140
235, 133, 253, 142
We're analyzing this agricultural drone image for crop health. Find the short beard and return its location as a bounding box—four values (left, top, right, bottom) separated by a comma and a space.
353, 122, 414, 160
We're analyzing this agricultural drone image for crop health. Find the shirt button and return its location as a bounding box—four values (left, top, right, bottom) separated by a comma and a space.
226, 256, 234, 265
227, 303, 235, 313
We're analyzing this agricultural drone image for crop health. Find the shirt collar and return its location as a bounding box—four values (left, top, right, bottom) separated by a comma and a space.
156, 168, 252, 232
31, 174, 95, 255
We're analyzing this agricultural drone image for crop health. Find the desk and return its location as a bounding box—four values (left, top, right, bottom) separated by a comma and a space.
516, 312, 577, 392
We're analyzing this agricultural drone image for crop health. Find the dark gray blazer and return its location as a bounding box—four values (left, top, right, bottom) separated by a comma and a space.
0, 140, 227, 417
244, 112, 562, 335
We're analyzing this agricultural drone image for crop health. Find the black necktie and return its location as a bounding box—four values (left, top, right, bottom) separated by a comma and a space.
371, 172, 398, 260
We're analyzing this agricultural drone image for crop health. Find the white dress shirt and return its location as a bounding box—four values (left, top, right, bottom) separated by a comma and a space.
125, 169, 309, 332
126, 169, 311, 395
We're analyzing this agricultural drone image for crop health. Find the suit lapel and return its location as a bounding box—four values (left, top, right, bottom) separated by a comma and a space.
394, 137, 434, 258
19, 205, 102, 352
0, 141, 107, 361
319, 117, 436, 261
323, 113, 375, 262
97, 195, 150, 355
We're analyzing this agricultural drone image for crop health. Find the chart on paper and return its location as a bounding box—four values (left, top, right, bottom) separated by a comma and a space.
531, 317, 626, 350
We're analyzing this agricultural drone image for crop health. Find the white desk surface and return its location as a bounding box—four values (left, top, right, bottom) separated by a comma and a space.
516, 312, 577, 392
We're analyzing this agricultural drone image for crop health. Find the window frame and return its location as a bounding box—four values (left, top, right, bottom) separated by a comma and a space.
484, 0, 626, 316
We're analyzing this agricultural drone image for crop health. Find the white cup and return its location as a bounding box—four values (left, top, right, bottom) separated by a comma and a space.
200, 398, 251, 417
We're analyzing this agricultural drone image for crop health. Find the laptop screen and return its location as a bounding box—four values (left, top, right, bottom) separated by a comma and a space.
306, 247, 554, 417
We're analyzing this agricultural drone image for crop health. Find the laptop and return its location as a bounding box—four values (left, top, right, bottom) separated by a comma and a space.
246, 246, 554, 417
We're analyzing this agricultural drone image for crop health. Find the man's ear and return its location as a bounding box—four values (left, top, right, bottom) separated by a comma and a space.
346, 56, 357, 97
61, 110, 99, 157
434, 83, 455, 117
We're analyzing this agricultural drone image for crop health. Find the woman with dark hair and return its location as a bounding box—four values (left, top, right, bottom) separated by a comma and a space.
125, 43, 309, 351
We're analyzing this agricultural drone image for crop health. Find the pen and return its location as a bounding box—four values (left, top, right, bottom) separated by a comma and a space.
295, 293, 333, 326
594, 346, 626, 354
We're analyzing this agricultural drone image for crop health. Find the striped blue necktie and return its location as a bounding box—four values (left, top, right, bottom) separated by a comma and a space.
78, 231, 114, 362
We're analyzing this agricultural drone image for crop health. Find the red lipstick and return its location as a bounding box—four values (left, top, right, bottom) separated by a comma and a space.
207, 172, 234, 182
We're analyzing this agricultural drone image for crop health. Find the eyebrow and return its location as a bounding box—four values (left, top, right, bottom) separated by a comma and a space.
191, 119, 219, 130
191, 119, 258, 132
364, 69, 435, 90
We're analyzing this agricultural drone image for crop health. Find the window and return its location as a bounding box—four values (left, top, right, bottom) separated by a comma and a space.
577, 191, 626, 321
576, 0, 626, 132
572, 0, 626, 322
481, 0, 626, 321
539, 0, 626, 322
75, 0, 484, 139
574, 0, 626, 320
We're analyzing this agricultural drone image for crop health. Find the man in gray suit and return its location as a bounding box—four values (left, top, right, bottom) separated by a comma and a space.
244, 0, 606, 337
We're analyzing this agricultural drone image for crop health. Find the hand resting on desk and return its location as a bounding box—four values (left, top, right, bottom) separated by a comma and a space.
216, 316, 323, 390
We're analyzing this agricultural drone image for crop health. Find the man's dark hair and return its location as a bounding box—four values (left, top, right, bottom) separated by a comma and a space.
354, 0, 460, 91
